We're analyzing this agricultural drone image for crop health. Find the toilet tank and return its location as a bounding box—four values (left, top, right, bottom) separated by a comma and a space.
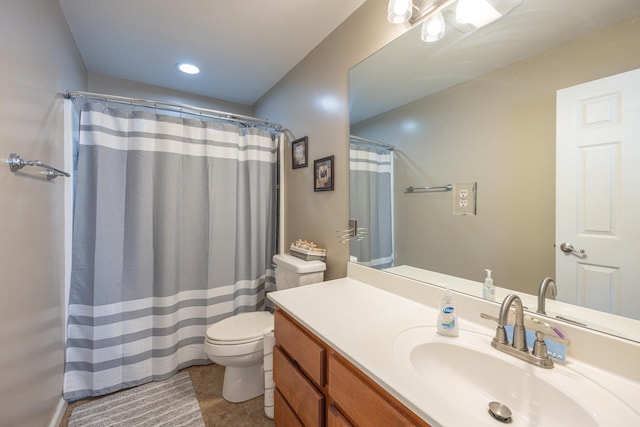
273, 253, 326, 291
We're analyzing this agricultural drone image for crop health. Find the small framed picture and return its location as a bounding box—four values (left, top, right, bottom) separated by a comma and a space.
291, 136, 308, 169
314, 155, 334, 192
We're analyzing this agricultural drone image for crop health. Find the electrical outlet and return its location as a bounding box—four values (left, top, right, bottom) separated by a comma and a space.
453, 182, 477, 215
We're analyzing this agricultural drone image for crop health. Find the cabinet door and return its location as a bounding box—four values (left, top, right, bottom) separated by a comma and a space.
328, 353, 430, 427
274, 389, 304, 427
274, 346, 324, 427
275, 309, 326, 387
327, 404, 353, 427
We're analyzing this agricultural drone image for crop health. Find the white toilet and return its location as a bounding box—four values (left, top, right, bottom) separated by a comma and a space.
204, 253, 326, 402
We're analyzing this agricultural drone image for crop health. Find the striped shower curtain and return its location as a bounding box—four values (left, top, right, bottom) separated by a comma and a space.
63, 101, 277, 401
349, 143, 393, 268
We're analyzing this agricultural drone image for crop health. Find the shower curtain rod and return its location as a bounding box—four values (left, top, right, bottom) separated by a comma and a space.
349, 135, 395, 151
64, 90, 283, 132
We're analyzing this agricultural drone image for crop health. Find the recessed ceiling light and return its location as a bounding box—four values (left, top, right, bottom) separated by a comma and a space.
177, 63, 200, 75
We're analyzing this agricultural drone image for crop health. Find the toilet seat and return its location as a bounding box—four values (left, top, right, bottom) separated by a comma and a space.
205, 311, 273, 345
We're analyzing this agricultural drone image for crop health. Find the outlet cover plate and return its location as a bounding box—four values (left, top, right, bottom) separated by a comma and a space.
453, 182, 477, 215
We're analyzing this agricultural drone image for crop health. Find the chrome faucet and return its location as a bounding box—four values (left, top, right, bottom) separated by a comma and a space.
537, 277, 557, 315
492, 294, 528, 352
490, 294, 554, 368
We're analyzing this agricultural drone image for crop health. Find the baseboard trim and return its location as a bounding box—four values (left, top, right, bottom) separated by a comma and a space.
49, 397, 68, 427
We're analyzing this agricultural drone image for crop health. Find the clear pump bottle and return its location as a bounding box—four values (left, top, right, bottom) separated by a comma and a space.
437, 289, 459, 336
483, 269, 495, 301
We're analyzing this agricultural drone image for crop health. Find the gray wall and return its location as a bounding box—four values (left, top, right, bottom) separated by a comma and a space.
254, 0, 407, 279
351, 17, 640, 293
0, 1, 86, 426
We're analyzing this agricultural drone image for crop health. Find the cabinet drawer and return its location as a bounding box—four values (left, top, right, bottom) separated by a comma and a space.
275, 309, 326, 387
328, 353, 429, 427
274, 388, 304, 427
274, 346, 324, 427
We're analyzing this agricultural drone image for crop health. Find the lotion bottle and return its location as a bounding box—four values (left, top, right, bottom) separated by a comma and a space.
437, 289, 459, 336
483, 269, 495, 301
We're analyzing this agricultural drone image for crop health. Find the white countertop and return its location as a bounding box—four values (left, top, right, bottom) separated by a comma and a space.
267, 273, 640, 427
268, 277, 493, 426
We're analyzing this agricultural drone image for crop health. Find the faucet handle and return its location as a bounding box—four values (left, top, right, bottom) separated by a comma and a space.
493, 326, 509, 345
524, 316, 571, 346
531, 331, 554, 368
480, 312, 499, 323
482, 313, 509, 345
532, 331, 548, 356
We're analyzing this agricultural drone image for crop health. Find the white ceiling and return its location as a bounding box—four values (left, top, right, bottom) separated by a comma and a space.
58, 0, 367, 106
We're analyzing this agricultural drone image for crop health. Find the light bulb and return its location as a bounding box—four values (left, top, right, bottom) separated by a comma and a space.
456, 0, 501, 28
387, 0, 413, 24
421, 11, 445, 42
177, 63, 200, 75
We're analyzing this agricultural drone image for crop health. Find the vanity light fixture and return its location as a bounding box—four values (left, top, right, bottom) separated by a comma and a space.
387, 0, 453, 25
389, 0, 522, 41
177, 62, 200, 75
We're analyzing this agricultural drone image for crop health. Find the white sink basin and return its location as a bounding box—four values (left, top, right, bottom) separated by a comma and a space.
393, 327, 639, 426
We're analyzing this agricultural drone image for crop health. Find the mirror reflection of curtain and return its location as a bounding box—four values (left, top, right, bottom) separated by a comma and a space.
63, 101, 277, 401
349, 142, 393, 268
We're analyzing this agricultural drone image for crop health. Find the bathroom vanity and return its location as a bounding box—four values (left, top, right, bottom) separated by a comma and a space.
273, 308, 429, 426
268, 263, 640, 427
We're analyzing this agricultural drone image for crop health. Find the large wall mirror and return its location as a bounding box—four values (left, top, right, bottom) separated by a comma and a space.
349, 0, 640, 342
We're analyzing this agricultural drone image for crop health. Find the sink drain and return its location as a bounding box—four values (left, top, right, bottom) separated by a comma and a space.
488, 401, 512, 423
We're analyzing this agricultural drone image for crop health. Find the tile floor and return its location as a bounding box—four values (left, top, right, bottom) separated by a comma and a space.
60, 364, 274, 427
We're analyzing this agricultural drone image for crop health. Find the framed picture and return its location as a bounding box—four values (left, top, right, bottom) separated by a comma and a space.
291, 136, 308, 169
314, 155, 334, 192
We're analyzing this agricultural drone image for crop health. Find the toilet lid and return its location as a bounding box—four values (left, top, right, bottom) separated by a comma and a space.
206, 311, 274, 344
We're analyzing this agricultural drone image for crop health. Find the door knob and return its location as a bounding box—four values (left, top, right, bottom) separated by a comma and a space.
560, 243, 586, 257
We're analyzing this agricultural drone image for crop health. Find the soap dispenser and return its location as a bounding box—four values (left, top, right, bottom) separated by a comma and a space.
483, 269, 495, 301
437, 289, 459, 336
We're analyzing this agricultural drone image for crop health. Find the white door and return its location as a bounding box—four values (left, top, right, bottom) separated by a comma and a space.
556, 68, 640, 320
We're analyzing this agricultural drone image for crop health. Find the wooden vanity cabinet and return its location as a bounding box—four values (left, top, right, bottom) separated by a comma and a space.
328, 352, 428, 427
274, 309, 431, 427
274, 309, 326, 427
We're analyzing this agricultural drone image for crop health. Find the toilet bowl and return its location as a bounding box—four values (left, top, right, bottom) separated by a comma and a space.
204, 253, 326, 403
204, 311, 274, 402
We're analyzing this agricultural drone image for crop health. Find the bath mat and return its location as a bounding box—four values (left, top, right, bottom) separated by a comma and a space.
68, 372, 205, 427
